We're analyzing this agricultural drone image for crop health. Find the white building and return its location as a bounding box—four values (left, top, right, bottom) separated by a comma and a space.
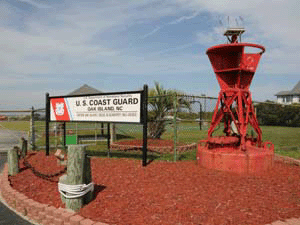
275, 81, 300, 104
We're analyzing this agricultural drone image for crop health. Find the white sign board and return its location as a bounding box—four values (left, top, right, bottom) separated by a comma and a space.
50, 93, 142, 123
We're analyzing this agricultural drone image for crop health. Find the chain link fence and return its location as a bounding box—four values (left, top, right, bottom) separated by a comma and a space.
1, 96, 299, 161
109, 95, 218, 160
110, 95, 300, 161
27, 95, 218, 160
31, 108, 112, 152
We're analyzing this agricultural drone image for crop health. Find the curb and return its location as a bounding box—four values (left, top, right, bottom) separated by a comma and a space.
0, 163, 109, 225
274, 154, 300, 166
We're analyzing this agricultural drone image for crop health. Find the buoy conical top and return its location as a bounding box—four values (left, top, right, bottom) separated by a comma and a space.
206, 28, 265, 90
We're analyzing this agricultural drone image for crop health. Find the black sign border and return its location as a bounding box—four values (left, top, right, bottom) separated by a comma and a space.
45, 85, 148, 166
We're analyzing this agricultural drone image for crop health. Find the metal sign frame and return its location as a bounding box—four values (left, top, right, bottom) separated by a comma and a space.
45, 85, 148, 166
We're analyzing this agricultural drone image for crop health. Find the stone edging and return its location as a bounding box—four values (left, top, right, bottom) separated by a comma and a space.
1, 155, 299, 225
0, 163, 108, 225
274, 154, 300, 166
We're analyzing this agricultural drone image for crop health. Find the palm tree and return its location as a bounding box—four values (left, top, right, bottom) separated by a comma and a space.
148, 82, 190, 139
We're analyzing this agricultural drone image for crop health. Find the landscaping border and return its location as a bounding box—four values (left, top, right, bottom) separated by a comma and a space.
274, 154, 300, 166
0, 163, 108, 225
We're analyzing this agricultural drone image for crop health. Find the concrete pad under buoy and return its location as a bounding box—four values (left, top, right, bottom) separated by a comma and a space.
197, 142, 274, 174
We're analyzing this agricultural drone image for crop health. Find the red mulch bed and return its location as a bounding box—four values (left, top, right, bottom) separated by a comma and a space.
9, 152, 66, 208
9, 151, 300, 225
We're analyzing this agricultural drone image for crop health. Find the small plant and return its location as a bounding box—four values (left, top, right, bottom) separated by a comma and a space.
148, 82, 190, 139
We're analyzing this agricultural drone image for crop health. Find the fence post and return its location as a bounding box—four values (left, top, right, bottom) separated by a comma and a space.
199, 103, 203, 130
107, 123, 111, 157
94, 122, 97, 145
46, 93, 50, 156
63, 122, 66, 149
8, 147, 19, 176
30, 106, 36, 150
110, 123, 116, 144
21, 138, 28, 158
173, 94, 178, 162
204, 96, 207, 119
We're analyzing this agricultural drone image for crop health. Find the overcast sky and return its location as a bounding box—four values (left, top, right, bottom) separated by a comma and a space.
1, 0, 299, 109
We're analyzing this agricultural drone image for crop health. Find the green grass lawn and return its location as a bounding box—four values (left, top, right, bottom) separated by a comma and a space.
261, 126, 300, 159
1, 121, 299, 160
261, 126, 300, 147
0, 121, 30, 132
87, 123, 300, 160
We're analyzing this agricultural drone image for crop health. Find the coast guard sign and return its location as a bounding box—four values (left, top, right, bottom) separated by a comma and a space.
49, 92, 142, 123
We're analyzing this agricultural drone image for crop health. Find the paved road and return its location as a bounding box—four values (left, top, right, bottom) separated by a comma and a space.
0, 129, 28, 152
0, 152, 33, 225
0, 129, 34, 224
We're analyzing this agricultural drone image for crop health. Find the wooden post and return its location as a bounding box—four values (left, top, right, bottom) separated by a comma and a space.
83, 155, 93, 204
8, 147, 19, 176
21, 138, 28, 158
62, 145, 93, 211
59, 175, 68, 204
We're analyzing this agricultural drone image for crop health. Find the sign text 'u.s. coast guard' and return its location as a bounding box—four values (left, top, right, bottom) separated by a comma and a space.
50, 93, 142, 123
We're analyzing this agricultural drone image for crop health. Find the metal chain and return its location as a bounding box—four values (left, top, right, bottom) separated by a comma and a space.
23, 155, 67, 181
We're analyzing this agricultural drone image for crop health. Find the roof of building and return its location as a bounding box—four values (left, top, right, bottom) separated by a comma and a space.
291, 81, 300, 94
68, 84, 102, 96
275, 81, 300, 96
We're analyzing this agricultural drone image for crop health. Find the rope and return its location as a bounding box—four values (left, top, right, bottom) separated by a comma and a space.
58, 182, 94, 199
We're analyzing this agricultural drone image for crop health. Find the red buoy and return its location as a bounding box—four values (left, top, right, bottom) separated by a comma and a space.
197, 28, 274, 174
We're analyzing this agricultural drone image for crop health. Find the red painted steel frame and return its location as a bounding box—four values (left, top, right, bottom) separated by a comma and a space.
206, 43, 265, 150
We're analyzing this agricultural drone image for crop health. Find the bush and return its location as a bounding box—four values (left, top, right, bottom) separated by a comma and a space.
256, 102, 300, 127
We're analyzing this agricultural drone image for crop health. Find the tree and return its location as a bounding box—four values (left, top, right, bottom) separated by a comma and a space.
148, 82, 190, 139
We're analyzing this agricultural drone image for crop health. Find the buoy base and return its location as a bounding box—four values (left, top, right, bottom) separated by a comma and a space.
197, 141, 274, 174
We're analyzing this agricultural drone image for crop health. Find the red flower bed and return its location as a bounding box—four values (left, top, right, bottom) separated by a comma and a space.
9, 151, 300, 225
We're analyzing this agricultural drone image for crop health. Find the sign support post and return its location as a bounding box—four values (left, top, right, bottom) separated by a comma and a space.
45, 93, 50, 156
142, 85, 148, 167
